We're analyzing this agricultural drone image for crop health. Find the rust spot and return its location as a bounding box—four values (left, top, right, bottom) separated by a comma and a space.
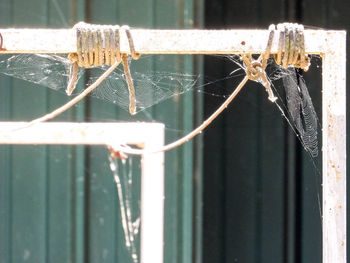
108, 145, 127, 159
241, 41, 246, 45
0, 32, 6, 50
329, 159, 342, 180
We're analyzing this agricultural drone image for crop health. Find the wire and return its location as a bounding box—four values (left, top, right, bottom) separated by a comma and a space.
27, 58, 121, 126
109, 75, 249, 155
16, 22, 141, 129
67, 22, 139, 114
110, 22, 311, 155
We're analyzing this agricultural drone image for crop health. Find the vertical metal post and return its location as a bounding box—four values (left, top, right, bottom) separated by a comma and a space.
322, 31, 346, 263
140, 126, 165, 263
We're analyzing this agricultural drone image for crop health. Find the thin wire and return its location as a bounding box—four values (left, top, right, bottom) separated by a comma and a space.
25, 59, 121, 127
122, 54, 137, 115
0, 33, 3, 50
66, 53, 79, 95
121, 25, 139, 115
68, 23, 139, 114
109, 75, 249, 155
13, 24, 140, 129
122, 25, 140, 60
14, 23, 310, 154
262, 24, 275, 70
272, 23, 309, 71
126, 34, 280, 158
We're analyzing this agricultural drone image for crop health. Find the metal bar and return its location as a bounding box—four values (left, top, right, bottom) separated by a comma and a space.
0, 122, 162, 145
0, 28, 328, 54
0, 122, 165, 263
140, 126, 165, 263
322, 31, 347, 263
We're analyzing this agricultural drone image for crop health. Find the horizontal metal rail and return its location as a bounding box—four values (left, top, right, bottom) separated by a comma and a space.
0, 28, 334, 54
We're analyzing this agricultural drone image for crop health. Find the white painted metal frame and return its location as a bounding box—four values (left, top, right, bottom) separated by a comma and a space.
0, 27, 346, 263
321, 32, 346, 263
0, 122, 165, 263
0, 28, 336, 55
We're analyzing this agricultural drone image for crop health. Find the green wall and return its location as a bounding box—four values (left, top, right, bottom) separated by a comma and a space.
0, 0, 202, 262
202, 0, 348, 263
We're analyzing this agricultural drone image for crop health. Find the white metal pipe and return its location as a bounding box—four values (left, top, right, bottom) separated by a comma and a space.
140, 125, 165, 263
0, 122, 162, 145
0, 28, 327, 54
322, 31, 347, 263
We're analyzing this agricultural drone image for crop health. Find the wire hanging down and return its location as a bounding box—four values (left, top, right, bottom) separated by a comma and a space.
2, 22, 141, 129
112, 22, 314, 155
68, 22, 140, 115
272, 23, 310, 70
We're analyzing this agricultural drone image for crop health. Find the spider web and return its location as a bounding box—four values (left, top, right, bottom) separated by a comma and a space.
109, 155, 140, 263
281, 68, 318, 157
224, 54, 320, 158
0, 54, 197, 113
0, 53, 320, 157
268, 63, 319, 158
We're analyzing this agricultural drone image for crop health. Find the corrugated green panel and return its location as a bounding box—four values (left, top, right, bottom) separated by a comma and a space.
0, 1, 200, 263
10, 1, 49, 263
46, 4, 77, 263
192, 2, 204, 263
85, 0, 197, 262
0, 2, 12, 262
153, 1, 195, 262
0, 147, 11, 263
204, 1, 266, 262
85, 1, 138, 263
0, 1, 85, 263
203, 1, 327, 263
70, 2, 87, 262
203, 1, 293, 263
152, 1, 195, 263
257, 4, 285, 263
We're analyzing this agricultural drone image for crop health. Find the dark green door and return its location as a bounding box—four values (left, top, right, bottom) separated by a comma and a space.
202, 0, 348, 263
